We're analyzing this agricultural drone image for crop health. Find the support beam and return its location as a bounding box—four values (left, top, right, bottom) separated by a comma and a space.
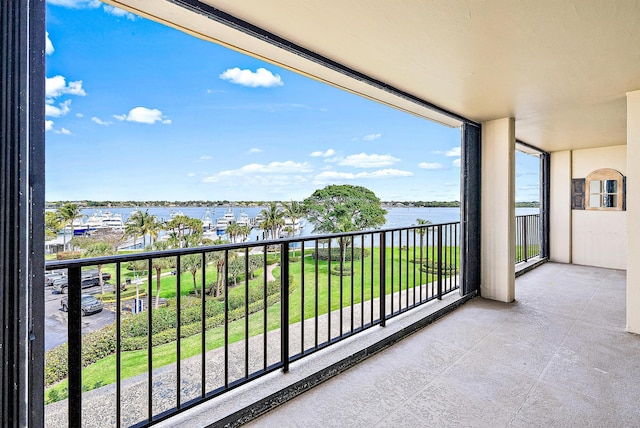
0, 1, 46, 426
549, 151, 572, 263
481, 118, 515, 302
626, 90, 640, 334
460, 122, 481, 296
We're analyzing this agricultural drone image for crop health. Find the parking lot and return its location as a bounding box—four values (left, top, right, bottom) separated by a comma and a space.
44, 284, 116, 351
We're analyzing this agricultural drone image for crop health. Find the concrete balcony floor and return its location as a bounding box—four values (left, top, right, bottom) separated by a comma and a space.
245, 262, 639, 427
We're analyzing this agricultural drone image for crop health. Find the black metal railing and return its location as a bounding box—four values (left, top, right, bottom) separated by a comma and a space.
44, 222, 460, 426
515, 214, 541, 264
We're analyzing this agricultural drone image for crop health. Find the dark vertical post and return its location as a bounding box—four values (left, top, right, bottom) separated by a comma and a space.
523, 217, 528, 262
67, 267, 82, 427
437, 226, 443, 300
280, 243, 290, 372
1, 1, 45, 427
460, 122, 482, 296
379, 232, 386, 327
540, 152, 551, 259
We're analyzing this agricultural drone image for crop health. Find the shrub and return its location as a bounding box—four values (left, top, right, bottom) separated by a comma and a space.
330, 263, 354, 276
56, 251, 81, 260
312, 248, 370, 262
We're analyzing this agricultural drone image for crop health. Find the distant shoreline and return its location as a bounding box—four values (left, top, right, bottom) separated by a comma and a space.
45, 200, 540, 209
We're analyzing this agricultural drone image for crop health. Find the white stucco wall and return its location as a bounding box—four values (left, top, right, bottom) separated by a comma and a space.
550, 151, 572, 263
571, 145, 627, 269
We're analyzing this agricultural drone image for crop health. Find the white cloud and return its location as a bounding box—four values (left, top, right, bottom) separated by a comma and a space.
310, 149, 335, 158
187, 172, 196, 177
446, 147, 461, 157
46, 0, 101, 8
46, 75, 86, 98
248, 148, 262, 154
55, 128, 72, 135
199, 155, 212, 160
418, 162, 443, 170
103, 5, 135, 20
338, 153, 399, 168
45, 120, 54, 131
203, 161, 311, 183
45, 32, 54, 55
314, 168, 412, 183
91, 116, 112, 126
118, 107, 170, 125
452, 159, 461, 167
45, 99, 71, 117
362, 133, 382, 141
76, 113, 84, 118
219, 67, 283, 88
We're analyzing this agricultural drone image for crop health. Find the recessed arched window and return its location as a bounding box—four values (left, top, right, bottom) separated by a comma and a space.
586, 168, 624, 210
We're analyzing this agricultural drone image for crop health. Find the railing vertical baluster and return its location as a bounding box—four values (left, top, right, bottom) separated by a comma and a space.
405, 229, 409, 309
116, 263, 122, 428
398, 230, 402, 312
412, 229, 416, 307
201, 252, 206, 398
523, 216, 529, 262
339, 241, 343, 336
148, 259, 153, 422
360, 235, 364, 329
176, 254, 182, 409
327, 240, 332, 342
419, 227, 424, 302
390, 231, 394, 315
244, 247, 249, 379
224, 250, 229, 388
437, 225, 443, 300
314, 239, 319, 349
68, 266, 82, 428
350, 242, 354, 333
380, 231, 386, 327
263, 246, 268, 371
301, 241, 305, 355
370, 234, 374, 326
281, 243, 290, 372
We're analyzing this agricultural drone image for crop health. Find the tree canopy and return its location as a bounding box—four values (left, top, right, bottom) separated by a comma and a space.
303, 184, 387, 234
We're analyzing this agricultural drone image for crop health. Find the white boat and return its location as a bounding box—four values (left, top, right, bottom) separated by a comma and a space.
236, 210, 251, 227
67, 210, 125, 235
280, 217, 305, 237
202, 209, 214, 231
215, 208, 236, 234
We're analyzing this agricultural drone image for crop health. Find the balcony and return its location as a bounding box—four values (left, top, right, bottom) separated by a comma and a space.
43, 212, 550, 426
243, 262, 634, 427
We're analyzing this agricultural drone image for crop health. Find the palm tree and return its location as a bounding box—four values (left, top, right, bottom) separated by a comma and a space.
181, 254, 202, 296
259, 202, 285, 239
84, 242, 117, 295
125, 210, 144, 250
237, 224, 251, 242
148, 241, 175, 308
226, 222, 240, 243
56, 203, 84, 251
138, 210, 161, 247
416, 218, 432, 263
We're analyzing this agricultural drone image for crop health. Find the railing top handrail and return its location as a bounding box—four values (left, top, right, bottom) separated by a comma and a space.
45, 221, 461, 270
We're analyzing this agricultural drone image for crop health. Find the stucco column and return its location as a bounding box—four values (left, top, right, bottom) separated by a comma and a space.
549, 151, 572, 263
627, 90, 640, 333
481, 117, 515, 302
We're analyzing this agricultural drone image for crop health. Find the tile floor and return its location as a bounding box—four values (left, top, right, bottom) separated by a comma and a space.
245, 263, 639, 427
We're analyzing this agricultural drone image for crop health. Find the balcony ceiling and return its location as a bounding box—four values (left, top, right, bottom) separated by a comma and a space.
107, 0, 640, 152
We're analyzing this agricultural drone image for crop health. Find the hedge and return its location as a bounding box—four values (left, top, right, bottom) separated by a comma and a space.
312, 248, 370, 262
44, 278, 295, 387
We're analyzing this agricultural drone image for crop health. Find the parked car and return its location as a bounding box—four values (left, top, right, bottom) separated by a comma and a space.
60, 294, 103, 316
52, 270, 111, 294
45, 271, 65, 287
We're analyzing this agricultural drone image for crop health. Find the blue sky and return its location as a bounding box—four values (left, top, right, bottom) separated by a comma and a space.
45, 1, 539, 202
